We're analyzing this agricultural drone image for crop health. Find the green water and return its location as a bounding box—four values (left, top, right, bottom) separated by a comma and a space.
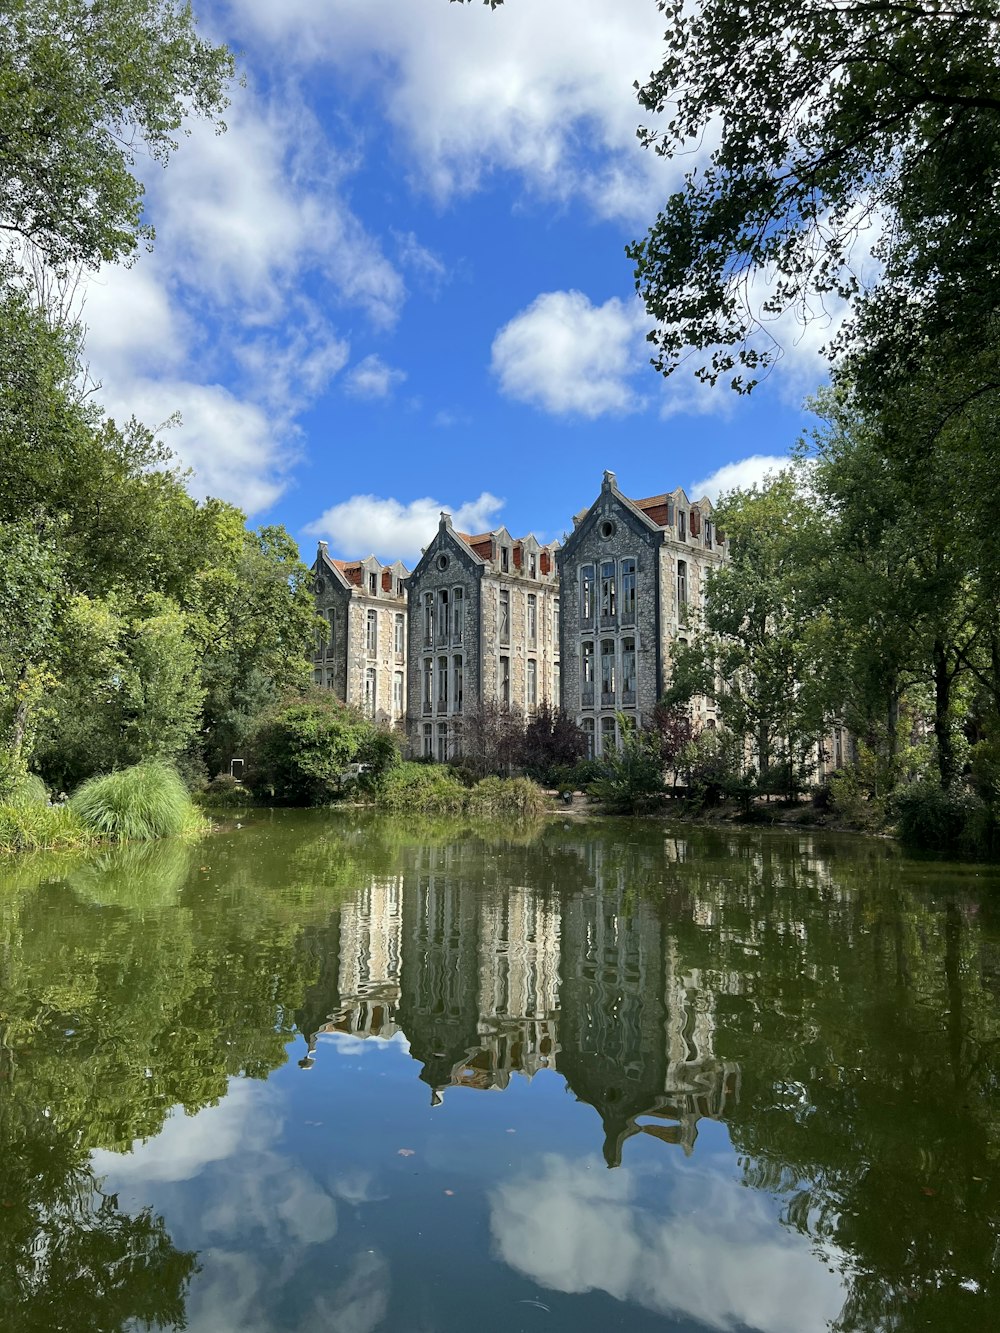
2, 811, 999, 1332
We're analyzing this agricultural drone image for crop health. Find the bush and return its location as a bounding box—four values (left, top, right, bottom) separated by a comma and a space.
892, 780, 983, 852
377, 762, 467, 814
198, 773, 253, 808
466, 775, 547, 820
70, 761, 208, 842
589, 719, 665, 814
4, 772, 49, 808
0, 802, 92, 853
247, 697, 398, 804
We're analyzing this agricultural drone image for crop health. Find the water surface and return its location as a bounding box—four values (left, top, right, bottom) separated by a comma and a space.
2, 811, 999, 1332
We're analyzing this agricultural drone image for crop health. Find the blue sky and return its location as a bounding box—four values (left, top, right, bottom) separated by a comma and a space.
79, 0, 837, 566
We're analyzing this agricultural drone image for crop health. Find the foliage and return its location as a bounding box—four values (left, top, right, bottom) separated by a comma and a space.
0, 801, 92, 853
69, 760, 207, 842
247, 694, 398, 806
1, 0, 234, 268
517, 702, 589, 785
376, 761, 468, 815
588, 716, 665, 814
3, 772, 48, 808
628, 0, 1000, 392
198, 773, 253, 808
892, 780, 989, 854
465, 775, 547, 821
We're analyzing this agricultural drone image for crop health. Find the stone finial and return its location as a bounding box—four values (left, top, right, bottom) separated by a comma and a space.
318, 539, 328, 552
440, 510, 453, 529
602, 469, 617, 491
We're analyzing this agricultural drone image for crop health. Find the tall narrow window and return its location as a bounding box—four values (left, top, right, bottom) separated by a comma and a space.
582, 717, 595, 759
313, 668, 322, 684
423, 723, 433, 757
581, 565, 595, 625
437, 722, 449, 762
705, 519, 713, 549
393, 671, 404, 719
581, 642, 595, 707
364, 667, 377, 717
369, 571, 378, 595
553, 598, 560, 644
366, 608, 377, 654
620, 558, 636, 624
527, 659, 537, 708
677, 560, 688, 608
553, 661, 560, 706
527, 594, 537, 644
423, 658, 433, 713
500, 546, 509, 573
394, 612, 405, 655
437, 655, 449, 707
500, 655, 510, 707
600, 716, 617, 756
600, 639, 615, 705
678, 510, 687, 541
438, 588, 449, 643
325, 669, 335, 690
453, 656, 464, 712
423, 592, 434, 646
325, 607, 337, 658
622, 637, 636, 704
499, 589, 510, 645
453, 587, 464, 641
600, 561, 616, 620
528, 552, 537, 578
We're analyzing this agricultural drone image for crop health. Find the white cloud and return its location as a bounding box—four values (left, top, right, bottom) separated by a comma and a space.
691, 455, 791, 503
304, 491, 505, 563
344, 354, 407, 400
491, 1155, 847, 1333
492, 290, 649, 418
231, 0, 685, 224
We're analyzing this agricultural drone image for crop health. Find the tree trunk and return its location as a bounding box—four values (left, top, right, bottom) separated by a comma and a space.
933, 639, 956, 789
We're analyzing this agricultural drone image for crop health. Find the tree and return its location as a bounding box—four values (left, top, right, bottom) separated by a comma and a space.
1, 0, 234, 268
628, 1, 1000, 392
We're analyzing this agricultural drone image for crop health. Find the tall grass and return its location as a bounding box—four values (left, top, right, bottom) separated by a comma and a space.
5, 772, 49, 808
70, 761, 210, 842
0, 802, 93, 853
465, 775, 547, 820
377, 762, 467, 814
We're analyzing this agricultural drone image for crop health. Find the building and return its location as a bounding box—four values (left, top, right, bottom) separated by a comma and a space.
404, 513, 560, 761
310, 542, 409, 726
556, 470, 727, 757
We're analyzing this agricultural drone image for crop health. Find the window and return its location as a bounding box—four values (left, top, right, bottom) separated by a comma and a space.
437, 722, 449, 762
581, 565, 595, 624
326, 669, 335, 689
453, 656, 464, 712
438, 588, 449, 643
705, 519, 713, 549
527, 593, 537, 644
678, 510, 687, 541
582, 641, 595, 683
527, 659, 537, 708
394, 613, 405, 655
553, 598, 560, 645
690, 508, 701, 538
364, 667, 377, 717
600, 561, 616, 619
528, 551, 537, 578
423, 592, 434, 646
313, 668, 322, 684
501, 546, 510, 573
601, 639, 615, 705
620, 558, 636, 624
553, 660, 560, 705
453, 587, 464, 641
423, 658, 433, 713
499, 589, 510, 645
393, 671, 404, 719
677, 560, 688, 608
423, 723, 433, 757
369, 571, 378, 594
366, 608, 377, 654
582, 717, 595, 759
600, 716, 617, 755
622, 637, 636, 703
500, 655, 510, 707
325, 607, 337, 658
437, 655, 449, 707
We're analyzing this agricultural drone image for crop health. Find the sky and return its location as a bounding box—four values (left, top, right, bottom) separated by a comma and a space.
78, 0, 838, 568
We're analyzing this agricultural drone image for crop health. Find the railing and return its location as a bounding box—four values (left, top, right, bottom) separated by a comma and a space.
581, 683, 595, 707
622, 687, 636, 706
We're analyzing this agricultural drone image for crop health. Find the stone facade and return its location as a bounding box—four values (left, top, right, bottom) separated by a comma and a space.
556, 470, 727, 756
404, 513, 560, 760
310, 544, 408, 727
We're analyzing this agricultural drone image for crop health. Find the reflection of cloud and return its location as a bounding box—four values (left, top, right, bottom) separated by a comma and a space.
299, 1250, 391, 1333
320, 1030, 411, 1057
91, 1079, 278, 1184
491, 1155, 846, 1333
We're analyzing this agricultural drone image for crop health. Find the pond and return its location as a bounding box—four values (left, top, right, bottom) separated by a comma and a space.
2, 810, 999, 1332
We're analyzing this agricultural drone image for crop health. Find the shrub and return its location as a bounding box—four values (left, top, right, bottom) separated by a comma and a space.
247, 696, 398, 804
589, 719, 665, 814
5, 772, 49, 808
892, 780, 982, 852
198, 773, 253, 808
70, 761, 208, 842
0, 802, 92, 853
466, 775, 547, 820
377, 762, 467, 814
518, 703, 589, 785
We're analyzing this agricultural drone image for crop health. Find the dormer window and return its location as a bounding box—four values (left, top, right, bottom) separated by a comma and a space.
678, 510, 687, 541
528, 552, 537, 578
705, 520, 713, 549
369, 571, 377, 594
500, 546, 509, 573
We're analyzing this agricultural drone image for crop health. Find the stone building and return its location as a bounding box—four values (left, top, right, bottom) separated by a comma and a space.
404, 513, 560, 761
556, 470, 727, 756
310, 542, 409, 726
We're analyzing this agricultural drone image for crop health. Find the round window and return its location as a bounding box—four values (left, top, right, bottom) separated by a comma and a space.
600, 519, 616, 539
437, 553, 450, 571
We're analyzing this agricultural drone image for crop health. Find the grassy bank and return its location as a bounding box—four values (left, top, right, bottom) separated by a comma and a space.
375, 763, 547, 820
0, 762, 209, 854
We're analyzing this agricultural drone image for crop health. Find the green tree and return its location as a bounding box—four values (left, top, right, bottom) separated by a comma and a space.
627, 0, 1000, 392
1, 0, 233, 268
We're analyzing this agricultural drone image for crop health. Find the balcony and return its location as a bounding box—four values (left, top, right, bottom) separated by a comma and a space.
581, 683, 595, 708
622, 687, 636, 707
